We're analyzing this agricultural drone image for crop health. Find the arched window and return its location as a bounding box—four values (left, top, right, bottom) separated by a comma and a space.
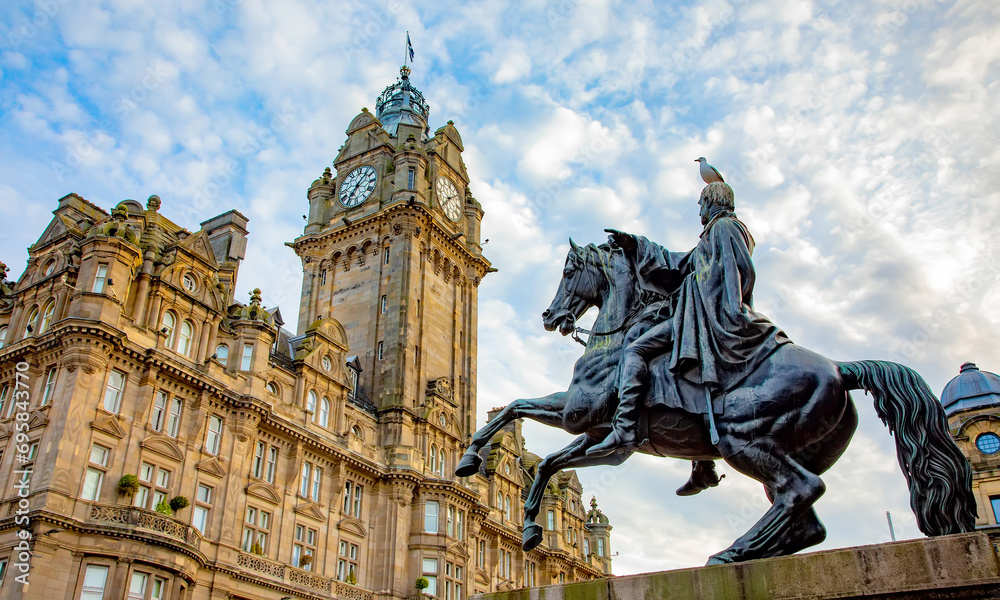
178, 320, 194, 356
584, 538, 591, 556
24, 306, 39, 337
39, 300, 55, 334
429, 445, 437, 474
44, 260, 56, 276
438, 450, 446, 477
496, 491, 503, 509
319, 397, 330, 427
351, 425, 363, 440
307, 390, 317, 418
0, 325, 8, 349
215, 344, 229, 365
504, 495, 511, 520
266, 382, 279, 395
162, 311, 176, 347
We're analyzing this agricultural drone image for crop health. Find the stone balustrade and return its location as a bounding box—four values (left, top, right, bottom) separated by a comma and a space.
88, 503, 202, 549
236, 552, 374, 600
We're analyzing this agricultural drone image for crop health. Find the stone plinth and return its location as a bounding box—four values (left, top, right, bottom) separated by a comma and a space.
474, 532, 1000, 600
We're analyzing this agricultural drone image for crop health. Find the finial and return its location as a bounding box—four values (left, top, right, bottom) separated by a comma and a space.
250, 288, 262, 306
111, 205, 129, 221
322, 167, 332, 183
590, 496, 598, 510
0, 261, 8, 283
147, 195, 161, 211
400, 65, 411, 79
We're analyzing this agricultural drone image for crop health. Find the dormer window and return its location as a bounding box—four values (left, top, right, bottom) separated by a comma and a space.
182, 274, 196, 292
322, 356, 332, 372
44, 260, 56, 276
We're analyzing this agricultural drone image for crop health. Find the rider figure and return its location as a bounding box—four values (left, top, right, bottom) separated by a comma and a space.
587, 182, 789, 496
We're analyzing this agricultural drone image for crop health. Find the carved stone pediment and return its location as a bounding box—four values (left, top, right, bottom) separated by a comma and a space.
91, 412, 127, 439
140, 436, 184, 462
196, 457, 226, 478
293, 502, 325, 522
28, 409, 50, 430
447, 541, 470, 560
337, 516, 367, 538
246, 481, 281, 505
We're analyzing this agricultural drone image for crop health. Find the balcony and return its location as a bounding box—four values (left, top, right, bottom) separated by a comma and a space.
88, 503, 202, 550
237, 552, 375, 600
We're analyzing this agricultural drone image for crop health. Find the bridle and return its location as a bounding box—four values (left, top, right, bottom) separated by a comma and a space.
562, 246, 646, 347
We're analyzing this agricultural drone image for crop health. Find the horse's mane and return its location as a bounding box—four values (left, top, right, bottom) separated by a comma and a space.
569, 242, 615, 268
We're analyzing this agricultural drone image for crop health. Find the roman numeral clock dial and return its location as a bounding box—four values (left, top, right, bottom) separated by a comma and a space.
339, 165, 378, 208
436, 176, 462, 221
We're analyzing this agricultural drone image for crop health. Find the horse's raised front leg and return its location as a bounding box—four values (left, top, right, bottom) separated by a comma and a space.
522, 435, 632, 551
455, 392, 569, 477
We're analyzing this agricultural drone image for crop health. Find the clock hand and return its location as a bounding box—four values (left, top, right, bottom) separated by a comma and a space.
345, 180, 360, 201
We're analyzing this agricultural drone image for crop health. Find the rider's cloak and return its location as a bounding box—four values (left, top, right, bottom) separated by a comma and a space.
628, 213, 791, 410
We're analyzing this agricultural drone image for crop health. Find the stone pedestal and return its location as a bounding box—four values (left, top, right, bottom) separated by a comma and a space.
473, 532, 1000, 600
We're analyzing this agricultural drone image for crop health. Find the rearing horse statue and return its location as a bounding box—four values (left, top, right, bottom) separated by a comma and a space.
456, 239, 975, 564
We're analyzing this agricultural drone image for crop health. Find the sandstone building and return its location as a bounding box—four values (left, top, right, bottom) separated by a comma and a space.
943, 362, 1000, 528
0, 67, 612, 600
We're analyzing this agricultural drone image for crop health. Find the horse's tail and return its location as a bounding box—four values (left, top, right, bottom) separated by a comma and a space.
838, 360, 976, 535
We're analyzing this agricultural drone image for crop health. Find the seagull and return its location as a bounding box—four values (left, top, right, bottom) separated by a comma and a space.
695, 157, 725, 184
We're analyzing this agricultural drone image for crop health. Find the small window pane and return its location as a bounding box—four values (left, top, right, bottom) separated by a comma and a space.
92, 264, 108, 293
81, 565, 110, 600
89, 444, 110, 466
425, 500, 439, 533
976, 433, 1000, 455
103, 370, 126, 413
241, 343, 253, 370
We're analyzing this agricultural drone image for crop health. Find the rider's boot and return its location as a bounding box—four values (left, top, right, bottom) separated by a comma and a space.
587, 365, 643, 458
676, 460, 721, 496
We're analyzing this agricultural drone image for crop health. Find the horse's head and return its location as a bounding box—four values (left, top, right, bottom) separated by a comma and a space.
542, 239, 610, 336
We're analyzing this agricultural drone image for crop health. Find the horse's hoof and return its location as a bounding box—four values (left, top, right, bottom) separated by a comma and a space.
523, 523, 543, 551
455, 451, 482, 477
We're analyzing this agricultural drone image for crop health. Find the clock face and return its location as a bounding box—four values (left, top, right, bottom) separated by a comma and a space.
339, 165, 378, 207
436, 176, 462, 221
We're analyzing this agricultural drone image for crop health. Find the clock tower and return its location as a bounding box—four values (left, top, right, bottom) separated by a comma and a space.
291, 64, 491, 459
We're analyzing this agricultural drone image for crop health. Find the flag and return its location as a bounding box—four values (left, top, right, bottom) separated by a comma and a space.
406, 32, 415, 62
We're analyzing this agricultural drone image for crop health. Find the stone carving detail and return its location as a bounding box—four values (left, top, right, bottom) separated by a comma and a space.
287, 567, 332, 592
427, 377, 453, 404
334, 581, 375, 600
237, 552, 285, 578
89, 503, 202, 547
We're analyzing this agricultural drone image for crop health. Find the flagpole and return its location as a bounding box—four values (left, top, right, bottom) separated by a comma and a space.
404, 31, 408, 68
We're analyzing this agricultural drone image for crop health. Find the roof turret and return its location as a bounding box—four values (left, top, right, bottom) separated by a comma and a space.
941, 362, 1000, 416
375, 66, 430, 139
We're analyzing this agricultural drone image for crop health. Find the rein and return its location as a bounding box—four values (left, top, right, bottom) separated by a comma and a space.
565, 247, 647, 347
571, 304, 644, 347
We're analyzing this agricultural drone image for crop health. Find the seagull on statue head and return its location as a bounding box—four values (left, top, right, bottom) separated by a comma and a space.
695, 157, 725, 184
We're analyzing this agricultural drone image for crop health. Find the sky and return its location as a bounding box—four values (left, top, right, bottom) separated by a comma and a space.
2, 0, 999, 577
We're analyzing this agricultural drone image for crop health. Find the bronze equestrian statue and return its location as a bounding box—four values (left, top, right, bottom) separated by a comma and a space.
456, 181, 975, 565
